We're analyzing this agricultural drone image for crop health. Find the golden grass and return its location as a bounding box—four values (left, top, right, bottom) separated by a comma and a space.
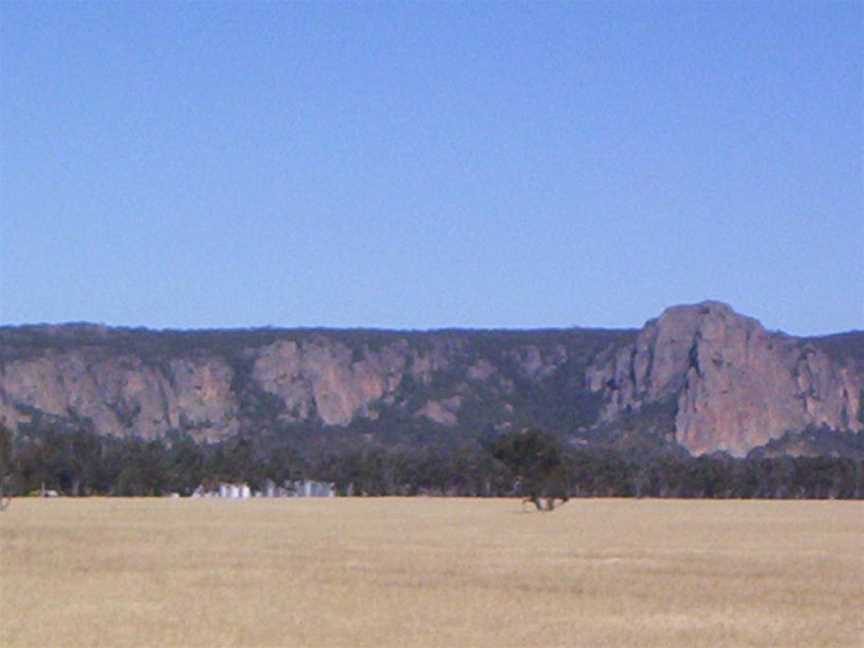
1, 498, 861, 647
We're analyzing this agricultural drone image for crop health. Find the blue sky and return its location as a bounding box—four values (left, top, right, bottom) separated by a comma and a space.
1, 1, 861, 335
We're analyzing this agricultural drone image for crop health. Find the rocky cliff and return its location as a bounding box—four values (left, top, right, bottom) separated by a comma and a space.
0, 326, 615, 444
1, 303, 861, 457
586, 302, 862, 456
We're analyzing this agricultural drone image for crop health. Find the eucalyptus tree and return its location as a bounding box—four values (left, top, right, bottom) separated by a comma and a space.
491, 428, 570, 511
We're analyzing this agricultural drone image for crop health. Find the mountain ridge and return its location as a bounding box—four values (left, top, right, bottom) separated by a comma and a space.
1, 301, 861, 458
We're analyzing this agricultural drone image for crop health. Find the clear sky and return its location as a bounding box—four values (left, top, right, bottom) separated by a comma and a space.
1, 1, 861, 335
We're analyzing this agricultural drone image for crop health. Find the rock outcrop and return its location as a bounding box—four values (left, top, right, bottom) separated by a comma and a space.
0, 303, 861, 457
0, 333, 448, 440
586, 301, 862, 456
0, 350, 242, 441
251, 339, 407, 426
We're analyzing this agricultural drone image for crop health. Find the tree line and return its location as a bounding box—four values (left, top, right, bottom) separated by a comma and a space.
0, 424, 861, 499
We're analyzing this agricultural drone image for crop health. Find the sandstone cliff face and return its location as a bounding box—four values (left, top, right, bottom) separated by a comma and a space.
586, 302, 862, 456
0, 331, 499, 440
252, 339, 403, 425
249, 336, 492, 426
0, 350, 241, 441
0, 304, 861, 457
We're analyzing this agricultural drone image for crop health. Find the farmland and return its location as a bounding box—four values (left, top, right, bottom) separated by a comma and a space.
1, 498, 861, 647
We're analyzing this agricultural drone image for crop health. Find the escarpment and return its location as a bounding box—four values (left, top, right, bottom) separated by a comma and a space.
0, 350, 242, 441
1, 303, 861, 457
586, 302, 862, 456
0, 327, 593, 443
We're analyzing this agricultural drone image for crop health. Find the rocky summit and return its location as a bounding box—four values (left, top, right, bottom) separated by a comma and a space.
1, 302, 861, 458
587, 302, 862, 456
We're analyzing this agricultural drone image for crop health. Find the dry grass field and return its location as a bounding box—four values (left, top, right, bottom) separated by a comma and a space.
0, 498, 861, 648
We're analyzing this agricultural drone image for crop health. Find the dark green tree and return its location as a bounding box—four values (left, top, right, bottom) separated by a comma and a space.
0, 424, 12, 480
0, 424, 12, 509
491, 428, 569, 511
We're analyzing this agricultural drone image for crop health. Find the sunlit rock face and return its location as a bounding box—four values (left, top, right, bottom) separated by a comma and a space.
0, 331, 473, 438
0, 303, 861, 457
0, 351, 240, 441
251, 339, 408, 426
586, 301, 862, 456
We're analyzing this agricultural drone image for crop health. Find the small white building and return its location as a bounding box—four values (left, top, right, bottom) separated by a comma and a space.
200, 482, 253, 499
192, 479, 334, 498
288, 479, 335, 498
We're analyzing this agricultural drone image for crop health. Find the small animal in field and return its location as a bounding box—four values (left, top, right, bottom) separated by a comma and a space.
522, 494, 569, 512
